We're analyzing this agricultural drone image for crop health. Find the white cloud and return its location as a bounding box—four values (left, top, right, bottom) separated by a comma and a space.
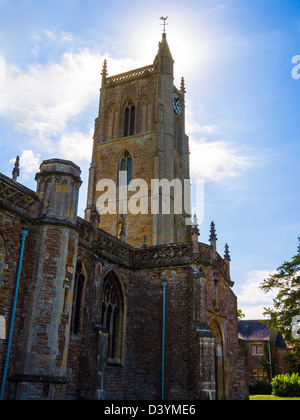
0, 53, 5, 80
44, 30, 57, 41
189, 137, 253, 183
186, 108, 255, 183
236, 270, 278, 319
44, 30, 74, 43
186, 120, 218, 136
0, 50, 100, 148
58, 129, 93, 163
0, 45, 143, 155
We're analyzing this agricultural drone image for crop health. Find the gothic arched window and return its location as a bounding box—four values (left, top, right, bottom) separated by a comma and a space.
124, 101, 135, 137
107, 104, 118, 140
119, 150, 133, 186
71, 260, 86, 335
140, 96, 152, 133
101, 271, 125, 363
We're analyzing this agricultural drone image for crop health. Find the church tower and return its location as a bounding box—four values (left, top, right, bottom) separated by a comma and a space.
85, 31, 191, 247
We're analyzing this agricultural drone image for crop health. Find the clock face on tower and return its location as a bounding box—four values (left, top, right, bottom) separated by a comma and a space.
173, 93, 182, 115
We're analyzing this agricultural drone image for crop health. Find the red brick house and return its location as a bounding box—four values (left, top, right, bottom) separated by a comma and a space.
238, 320, 290, 386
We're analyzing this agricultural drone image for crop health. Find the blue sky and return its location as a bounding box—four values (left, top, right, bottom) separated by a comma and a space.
0, 0, 300, 318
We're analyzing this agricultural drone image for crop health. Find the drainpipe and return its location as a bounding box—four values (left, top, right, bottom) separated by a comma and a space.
161, 280, 168, 401
0, 229, 29, 400
268, 339, 273, 382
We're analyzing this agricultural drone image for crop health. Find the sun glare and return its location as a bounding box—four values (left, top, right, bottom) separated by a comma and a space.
121, 11, 215, 88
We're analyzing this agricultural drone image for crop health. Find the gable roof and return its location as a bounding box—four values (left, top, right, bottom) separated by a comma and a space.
238, 320, 287, 349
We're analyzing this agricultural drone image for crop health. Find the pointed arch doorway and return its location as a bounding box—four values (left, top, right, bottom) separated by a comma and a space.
210, 320, 225, 400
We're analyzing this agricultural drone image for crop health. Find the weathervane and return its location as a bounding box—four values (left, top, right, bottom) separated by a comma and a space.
160, 16, 168, 35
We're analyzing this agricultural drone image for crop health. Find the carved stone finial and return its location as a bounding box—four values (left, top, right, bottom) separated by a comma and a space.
12, 156, 20, 182
209, 221, 217, 242
101, 59, 108, 87
118, 214, 126, 242
143, 235, 147, 248
191, 214, 200, 236
101, 59, 108, 77
181, 77, 186, 95
224, 243, 231, 261
90, 201, 100, 228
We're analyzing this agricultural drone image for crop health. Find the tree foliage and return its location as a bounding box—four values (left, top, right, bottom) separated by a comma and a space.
237, 309, 245, 320
272, 373, 300, 397
261, 237, 300, 360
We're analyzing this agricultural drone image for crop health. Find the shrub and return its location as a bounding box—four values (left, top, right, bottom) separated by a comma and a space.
244, 393, 250, 400
249, 381, 272, 395
271, 373, 300, 397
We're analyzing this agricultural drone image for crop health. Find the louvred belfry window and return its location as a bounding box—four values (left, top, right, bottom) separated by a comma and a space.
124, 102, 135, 137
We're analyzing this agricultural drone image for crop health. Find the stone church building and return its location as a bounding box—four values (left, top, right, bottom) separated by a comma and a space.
0, 33, 247, 400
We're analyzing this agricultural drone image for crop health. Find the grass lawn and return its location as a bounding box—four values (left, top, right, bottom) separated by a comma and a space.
250, 395, 300, 401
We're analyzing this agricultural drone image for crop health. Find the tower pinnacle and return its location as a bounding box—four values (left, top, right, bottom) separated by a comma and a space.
224, 243, 231, 261
191, 214, 200, 236
181, 77, 186, 95
12, 156, 20, 183
209, 221, 217, 242
101, 59, 108, 87
101, 59, 108, 76
154, 20, 174, 74
209, 221, 218, 257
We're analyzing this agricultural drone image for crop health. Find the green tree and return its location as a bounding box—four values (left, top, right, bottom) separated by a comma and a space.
237, 309, 245, 320
261, 237, 300, 360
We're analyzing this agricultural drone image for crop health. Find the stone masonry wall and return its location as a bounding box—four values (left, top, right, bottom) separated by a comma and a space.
96, 133, 157, 248
100, 266, 196, 400
0, 164, 247, 400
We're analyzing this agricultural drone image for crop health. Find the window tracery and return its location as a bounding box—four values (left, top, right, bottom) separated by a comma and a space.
101, 271, 125, 362
71, 260, 86, 335
119, 150, 133, 186
140, 96, 152, 133
124, 101, 135, 137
